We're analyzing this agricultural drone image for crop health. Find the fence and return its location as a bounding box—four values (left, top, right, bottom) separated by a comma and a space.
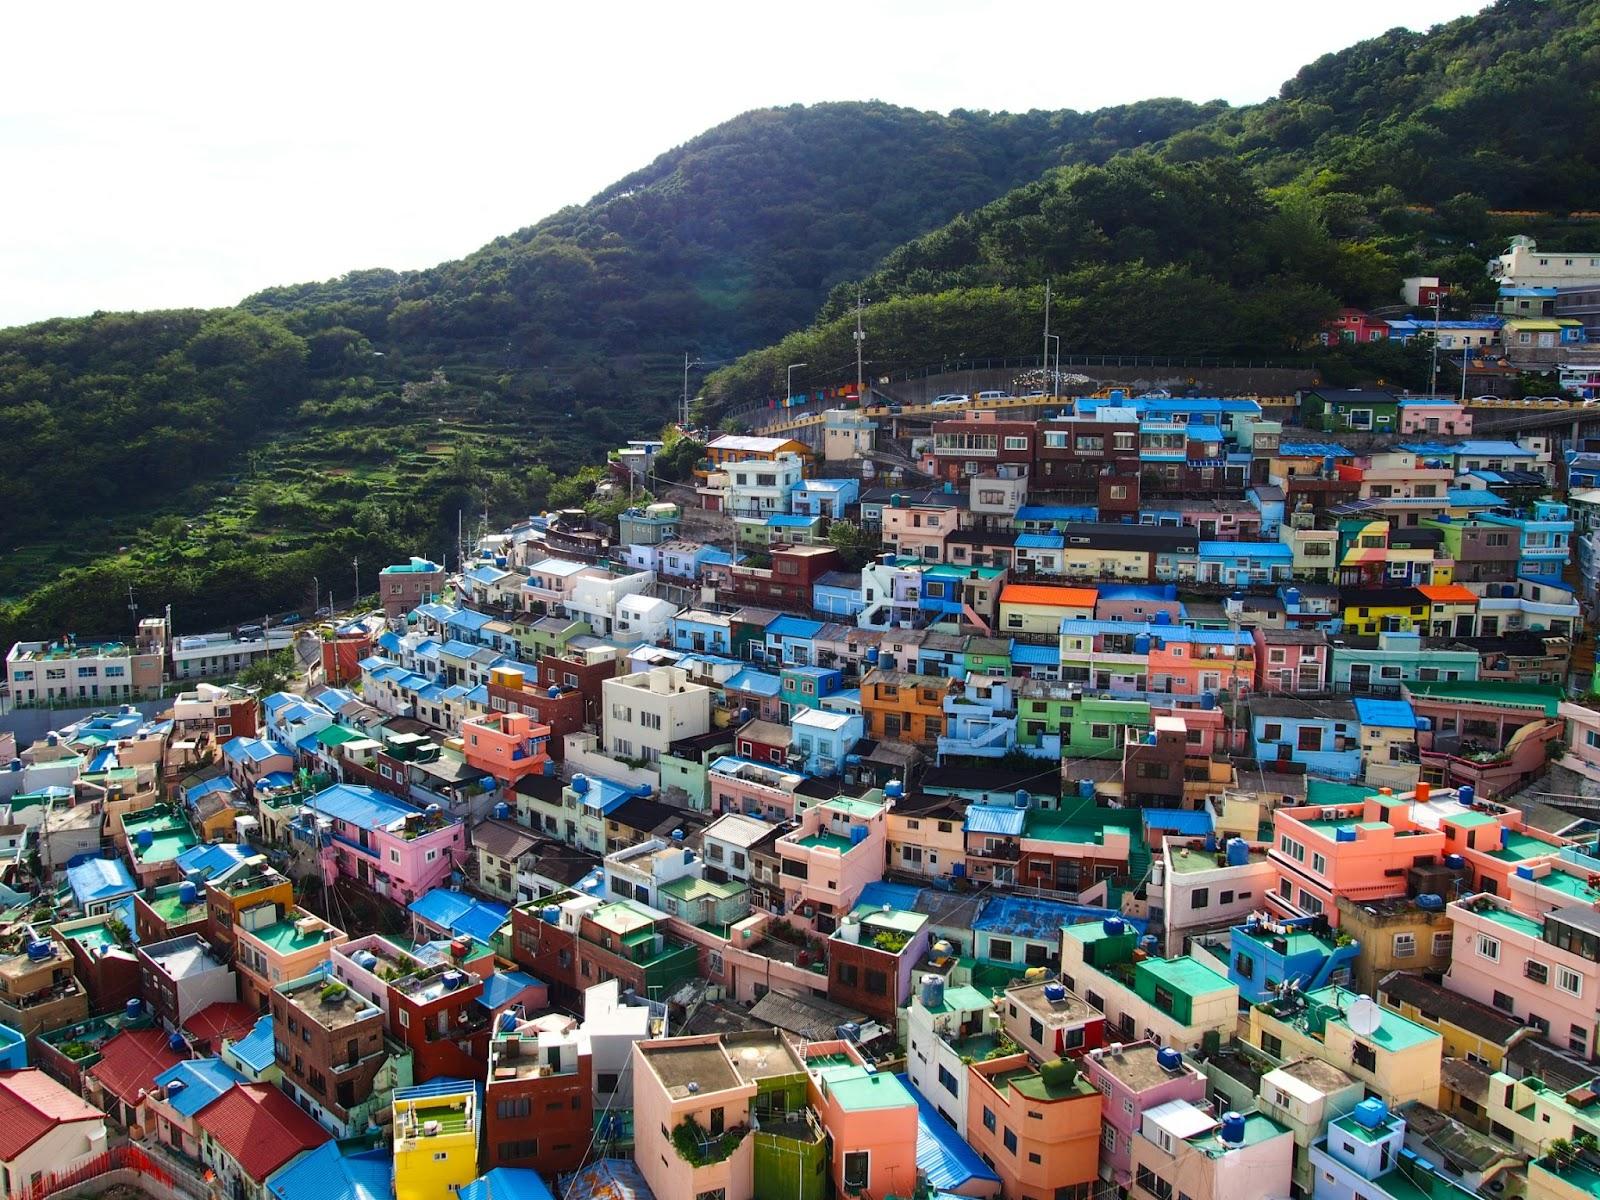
22, 1144, 211, 1200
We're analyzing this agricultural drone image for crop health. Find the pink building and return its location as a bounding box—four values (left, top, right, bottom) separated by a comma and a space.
775, 794, 888, 932
1252, 627, 1329, 694
1093, 586, 1183, 625
881, 500, 961, 563
460, 707, 552, 790
1129, 1101, 1293, 1200
304, 784, 467, 904
1444, 894, 1599, 1059
633, 1035, 758, 1200
804, 1040, 919, 1200
1145, 629, 1255, 699
1081, 1041, 1208, 1187
706, 757, 807, 822
524, 557, 606, 612
1399, 398, 1472, 435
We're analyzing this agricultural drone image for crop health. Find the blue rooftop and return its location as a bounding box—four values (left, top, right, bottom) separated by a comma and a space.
899, 1072, 1002, 1192
1142, 809, 1214, 837
308, 783, 425, 832
766, 513, 819, 528
1096, 584, 1179, 602
856, 880, 925, 912
66, 856, 136, 906
1015, 505, 1098, 521
1198, 541, 1294, 559
174, 841, 253, 881
409, 888, 510, 943
221, 736, 292, 765
185, 776, 237, 804
1277, 442, 1354, 458
965, 804, 1027, 837
975, 894, 1138, 940
1448, 489, 1503, 507
267, 1141, 393, 1200
153, 1057, 245, 1118
478, 970, 544, 1012
724, 667, 782, 697
1010, 643, 1060, 667
458, 1170, 556, 1200
572, 774, 644, 816
766, 616, 824, 639
1353, 697, 1420, 729
227, 1015, 276, 1075
1016, 532, 1065, 550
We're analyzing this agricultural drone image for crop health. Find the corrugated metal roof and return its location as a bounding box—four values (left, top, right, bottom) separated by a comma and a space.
899, 1071, 1002, 1192
965, 804, 1026, 836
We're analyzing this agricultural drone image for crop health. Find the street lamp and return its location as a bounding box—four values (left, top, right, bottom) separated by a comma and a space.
786, 362, 808, 406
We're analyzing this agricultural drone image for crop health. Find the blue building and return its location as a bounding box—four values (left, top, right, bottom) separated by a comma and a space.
789, 708, 864, 778
780, 666, 844, 715
1479, 500, 1573, 580
267, 1139, 394, 1200
0, 1021, 27, 1069
813, 571, 864, 618
1197, 541, 1294, 587
1226, 915, 1359, 1004
1248, 695, 1362, 779
763, 616, 825, 667
791, 478, 860, 519
66, 855, 137, 915
670, 611, 732, 656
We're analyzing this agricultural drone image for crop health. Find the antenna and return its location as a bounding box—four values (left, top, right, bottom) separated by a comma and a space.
1346, 995, 1382, 1037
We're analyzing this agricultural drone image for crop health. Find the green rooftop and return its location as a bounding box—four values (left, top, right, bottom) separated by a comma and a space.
1474, 904, 1545, 938
1532, 1158, 1600, 1199
1404, 680, 1563, 716
659, 876, 745, 903
1310, 986, 1439, 1052
817, 1066, 914, 1112
1023, 812, 1108, 846
923, 984, 992, 1016
1331, 1113, 1399, 1145
409, 1102, 471, 1134
1236, 924, 1337, 958
1490, 831, 1560, 863
316, 725, 364, 748
246, 915, 339, 955
823, 797, 884, 820
1190, 1112, 1288, 1154
590, 901, 656, 937
850, 905, 926, 934
146, 891, 209, 925
1442, 810, 1498, 829
59, 919, 125, 954
1139, 955, 1233, 997
797, 833, 855, 853
988, 1063, 1096, 1102
1306, 778, 1378, 806
1528, 870, 1600, 903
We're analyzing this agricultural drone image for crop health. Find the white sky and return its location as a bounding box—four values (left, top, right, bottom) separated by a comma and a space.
0, 0, 1484, 330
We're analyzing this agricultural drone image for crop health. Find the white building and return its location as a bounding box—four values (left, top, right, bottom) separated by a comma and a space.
565, 570, 656, 638
601, 667, 713, 767
0, 1069, 108, 1196
612, 594, 676, 648
603, 839, 700, 910
138, 934, 238, 1025
698, 813, 773, 885
168, 629, 296, 681
904, 975, 1001, 1137
1489, 235, 1600, 287
1157, 837, 1277, 955
723, 453, 805, 517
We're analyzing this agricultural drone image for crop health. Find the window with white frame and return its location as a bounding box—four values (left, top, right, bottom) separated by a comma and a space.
1476, 934, 1500, 962
1556, 967, 1583, 997
1392, 933, 1416, 959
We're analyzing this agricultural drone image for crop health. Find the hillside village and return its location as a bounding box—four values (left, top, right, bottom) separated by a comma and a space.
9, 259, 1600, 1200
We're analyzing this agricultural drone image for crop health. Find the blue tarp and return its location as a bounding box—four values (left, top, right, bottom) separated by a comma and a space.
1352, 697, 1419, 729
1142, 809, 1215, 837
409, 889, 510, 943
267, 1141, 393, 1200
965, 804, 1027, 836
66, 856, 136, 906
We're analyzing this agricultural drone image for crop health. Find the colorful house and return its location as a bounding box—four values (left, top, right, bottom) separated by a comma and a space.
392, 1080, 479, 1200
1061, 919, 1236, 1052
998, 584, 1096, 638
298, 784, 466, 905
1081, 1041, 1208, 1188
967, 1052, 1101, 1200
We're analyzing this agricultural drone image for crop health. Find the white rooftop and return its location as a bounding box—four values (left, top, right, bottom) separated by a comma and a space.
704, 813, 775, 849
1145, 1098, 1217, 1140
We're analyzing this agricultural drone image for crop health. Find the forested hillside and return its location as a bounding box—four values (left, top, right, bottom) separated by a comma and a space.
701, 0, 1600, 414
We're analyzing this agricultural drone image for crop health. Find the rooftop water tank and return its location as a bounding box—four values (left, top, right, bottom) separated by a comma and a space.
1157, 1046, 1183, 1072
178, 881, 199, 905
442, 970, 465, 990
1220, 1112, 1247, 1144
354, 950, 380, 969
738, 707, 752, 723
1335, 827, 1357, 843
542, 906, 561, 925
1284, 587, 1301, 609
548, 686, 562, 699
1102, 917, 1126, 937
920, 974, 945, 1008
572, 775, 590, 794
493, 802, 511, 821
850, 825, 869, 845
25, 940, 53, 962
1444, 854, 1466, 870
1415, 893, 1445, 912
1516, 864, 1535, 880
1459, 785, 1475, 805
1204, 832, 1217, 852
1134, 634, 1152, 655
1153, 611, 1173, 626
499, 1011, 519, 1032
168, 1032, 186, 1053
1078, 779, 1094, 799
1226, 838, 1250, 867
885, 779, 904, 799
1043, 982, 1067, 1002
1014, 789, 1030, 809
125, 998, 143, 1019
135, 829, 154, 850
1354, 1098, 1389, 1129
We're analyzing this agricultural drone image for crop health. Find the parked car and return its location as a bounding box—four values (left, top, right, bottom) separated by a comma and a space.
975, 390, 1011, 401
931, 394, 969, 406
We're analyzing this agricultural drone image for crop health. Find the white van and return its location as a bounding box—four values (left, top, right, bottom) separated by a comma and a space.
975, 390, 1011, 402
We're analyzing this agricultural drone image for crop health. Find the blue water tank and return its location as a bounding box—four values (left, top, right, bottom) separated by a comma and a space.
1444, 853, 1466, 870
838, 1022, 862, 1042
442, 970, 465, 990
952, 863, 966, 879
168, 1032, 186, 1052
1335, 827, 1357, 843
920, 974, 945, 1008
1078, 779, 1094, 799
1204, 832, 1217, 852
1220, 1112, 1247, 1144
547, 686, 562, 699
850, 825, 869, 845
1102, 917, 1126, 937
1227, 838, 1250, 867
1139, 935, 1159, 953
1354, 1098, 1389, 1129
1157, 1046, 1183, 1072
885, 779, 904, 799
1459, 785, 1476, 805
135, 829, 153, 850
125, 998, 143, 1019
572, 774, 589, 794
1154, 611, 1173, 627
1516, 864, 1535, 880
738, 707, 753, 723
493, 802, 511, 821
1014, 789, 1030, 809
25, 940, 53, 962
499, 1011, 519, 1032
1415, 893, 1445, 911
1201, 690, 1216, 710
541, 905, 561, 925
1043, 982, 1067, 1002
1284, 587, 1301, 609
867, 648, 880, 663
637, 783, 652, 798
1134, 634, 1152, 655
178, 881, 199, 905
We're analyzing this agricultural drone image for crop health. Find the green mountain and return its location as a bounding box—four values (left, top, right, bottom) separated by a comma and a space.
702, 0, 1600, 416
0, 98, 1215, 644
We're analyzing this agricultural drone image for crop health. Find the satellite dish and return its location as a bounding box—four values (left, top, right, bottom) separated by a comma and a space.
1346, 996, 1382, 1037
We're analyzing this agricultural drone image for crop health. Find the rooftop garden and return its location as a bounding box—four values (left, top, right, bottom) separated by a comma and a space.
672, 1116, 749, 1167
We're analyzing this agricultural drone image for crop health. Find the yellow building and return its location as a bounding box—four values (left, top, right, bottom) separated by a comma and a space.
393, 1083, 479, 1200
1484, 1070, 1600, 1156
1335, 899, 1456, 998
1247, 984, 1442, 1107
1338, 587, 1429, 637
998, 584, 1097, 639
1277, 523, 1338, 582
1375, 972, 1530, 1114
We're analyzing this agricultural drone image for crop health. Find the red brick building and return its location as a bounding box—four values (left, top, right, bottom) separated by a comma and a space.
488, 672, 587, 762
387, 965, 491, 1084
270, 973, 388, 1135
538, 653, 619, 730
484, 1026, 593, 1173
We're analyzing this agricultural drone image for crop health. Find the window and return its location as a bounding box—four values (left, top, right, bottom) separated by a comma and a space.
1476, 934, 1500, 962
982, 1107, 996, 1133
843, 1152, 869, 1191
1556, 967, 1583, 997
1136, 1165, 1173, 1200
1312, 853, 1327, 875
598, 1072, 618, 1094
1351, 1042, 1377, 1072
989, 938, 1014, 962
1492, 990, 1515, 1013
1191, 888, 1210, 910
1029, 1017, 1044, 1044
1296, 726, 1323, 752
938, 1064, 958, 1094
1004, 437, 1029, 451
1392, 933, 1416, 959
1432, 932, 1452, 958
1526, 960, 1549, 986
1003, 1127, 1018, 1154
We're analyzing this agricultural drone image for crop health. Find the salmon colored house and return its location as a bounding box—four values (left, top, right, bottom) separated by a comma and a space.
805, 1041, 919, 1200
460, 705, 552, 791
966, 1052, 1101, 1200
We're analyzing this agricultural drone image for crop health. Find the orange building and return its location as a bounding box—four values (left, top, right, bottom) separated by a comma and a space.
966, 1053, 1101, 1200
460, 702, 552, 790
696, 434, 816, 481
860, 669, 958, 747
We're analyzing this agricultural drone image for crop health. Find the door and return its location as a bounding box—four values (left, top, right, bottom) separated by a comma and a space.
1350, 664, 1371, 688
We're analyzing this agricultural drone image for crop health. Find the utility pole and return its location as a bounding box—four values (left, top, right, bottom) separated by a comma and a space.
682, 353, 704, 429
311, 576, 319, 617
1428, 288, 1444, 395
854, 291, 866, 402
1460, 346, 1470, 402
352, 557, 360, 611
126, 585, 138, 631
1042, 278, 1052, 397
